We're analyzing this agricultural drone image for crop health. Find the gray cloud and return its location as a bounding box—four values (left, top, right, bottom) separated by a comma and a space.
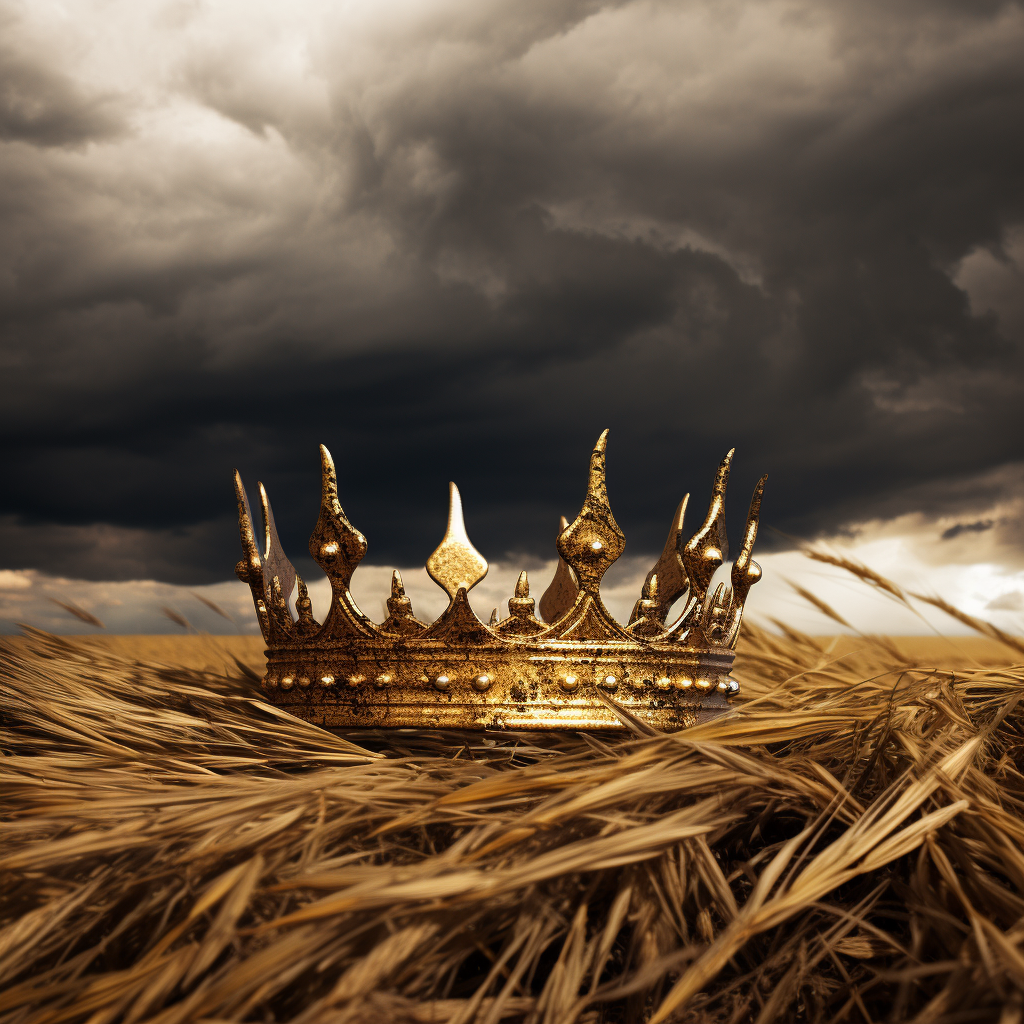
942, 519, 995, 540
0, 48, 124, 147
987, 591, 1024, 612
1, 0, 1024, 584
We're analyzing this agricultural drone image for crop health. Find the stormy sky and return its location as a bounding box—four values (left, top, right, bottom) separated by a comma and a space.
2, 0, 1024, 633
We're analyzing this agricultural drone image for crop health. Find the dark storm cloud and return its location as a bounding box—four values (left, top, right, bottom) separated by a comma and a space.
942, 520, 994, 540
0, 46, 124, 147
2, 0, 1024, 584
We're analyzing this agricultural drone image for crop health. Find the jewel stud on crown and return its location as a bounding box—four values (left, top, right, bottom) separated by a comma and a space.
234, 430, 766, 732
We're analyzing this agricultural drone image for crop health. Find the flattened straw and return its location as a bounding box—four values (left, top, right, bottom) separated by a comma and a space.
2, 568, 1024, 1023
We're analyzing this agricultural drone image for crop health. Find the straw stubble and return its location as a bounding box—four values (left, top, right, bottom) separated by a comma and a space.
2, 568, 1024, 1023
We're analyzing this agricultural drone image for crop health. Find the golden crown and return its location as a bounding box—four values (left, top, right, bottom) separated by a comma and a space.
234, 430, 766, 732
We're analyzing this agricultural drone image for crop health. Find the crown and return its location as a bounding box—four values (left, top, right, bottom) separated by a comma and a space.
233, 430, 766, 732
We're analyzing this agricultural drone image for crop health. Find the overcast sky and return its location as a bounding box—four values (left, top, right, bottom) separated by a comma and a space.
2, 0, 1023, 634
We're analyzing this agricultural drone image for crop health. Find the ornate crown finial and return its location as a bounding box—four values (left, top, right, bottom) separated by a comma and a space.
556, 429, 625, 593
539, 515, 576, 623
651, 496, 689, 620
234, 432, 767, 731
426, 482, 488, 599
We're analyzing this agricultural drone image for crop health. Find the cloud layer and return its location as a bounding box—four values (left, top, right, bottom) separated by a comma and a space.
2, 0, 1023, 589
7, 515, 1024, 638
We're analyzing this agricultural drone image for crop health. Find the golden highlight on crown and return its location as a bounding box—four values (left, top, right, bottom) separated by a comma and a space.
234, 431, 767, 732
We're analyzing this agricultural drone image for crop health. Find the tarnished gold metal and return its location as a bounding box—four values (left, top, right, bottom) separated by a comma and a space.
538, 516, 577, 623
426, 482, 488, 599
556, 429, 625, 594
630, 495, 689, 627
234, 431, 767, 732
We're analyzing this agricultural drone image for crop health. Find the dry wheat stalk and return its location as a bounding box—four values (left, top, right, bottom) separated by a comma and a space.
2, 562, 1024, 1023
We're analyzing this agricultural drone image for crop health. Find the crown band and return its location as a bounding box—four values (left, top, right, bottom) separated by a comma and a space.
234, 430, 766, 732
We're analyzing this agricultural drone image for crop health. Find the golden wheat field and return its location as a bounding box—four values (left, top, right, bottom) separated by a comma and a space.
3, 564, 1024, 1023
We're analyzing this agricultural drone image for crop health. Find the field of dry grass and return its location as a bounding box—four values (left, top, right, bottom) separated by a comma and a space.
3, 565, 1024, 1023
1, 632, 1011, 674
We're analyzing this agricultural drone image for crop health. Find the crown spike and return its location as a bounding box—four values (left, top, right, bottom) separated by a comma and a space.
319, 443, 343, 517
682, 450, 733, 604
233, 471, 262, 584
556, 430, 625, 594
723, 475, 767, 646
631, 494, 690, 625
588, 428, 610, 501
627, 571, 665, 638
268, 574, 293, 633
380, 568, 426, 636
497, 569, 545, 636
259, 481, 296, 619
234, 470, 276, 640
309, 444, 368, 591
293, 573, 319, 636
539, 516, 577, 623
733, 474, 766, 576
715, 449, 735, 495
700, 581, 734, 645
307, 443, 376, 639
426, 482, 489, 600
489, 607, 499, 626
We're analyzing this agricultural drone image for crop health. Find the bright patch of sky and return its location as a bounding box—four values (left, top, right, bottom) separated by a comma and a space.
4, 518, 1022, 638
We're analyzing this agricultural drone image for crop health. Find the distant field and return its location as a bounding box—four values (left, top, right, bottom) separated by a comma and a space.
784, 633, 1020, 667
4, 617, 1024, 1020
1, 634, 268, 674
2, 632, 1016, 674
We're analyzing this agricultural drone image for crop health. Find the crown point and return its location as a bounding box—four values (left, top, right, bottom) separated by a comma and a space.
683, 453, 734, 602
539, 515, 579, 623
633, 494, 690, 626
489, 607, 499, 625
556, 432, 625, 594
233, 472, 261, 567
675, 495, 689, 530
729, 474, 767, 618
449, 481, 466, 535
293, 572, 320, 635
701, 581, 734, 644
319, 444, 336, 492
627, 569, 665, 637
255, 481, 298, 639
426, 482, 488, 599
308, 444, 369, 619
714, 449, 735, 497
498, 568, 544, 636
587, 430, 611, 501
233, 471, 269, 637
381, 566, 426, 636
